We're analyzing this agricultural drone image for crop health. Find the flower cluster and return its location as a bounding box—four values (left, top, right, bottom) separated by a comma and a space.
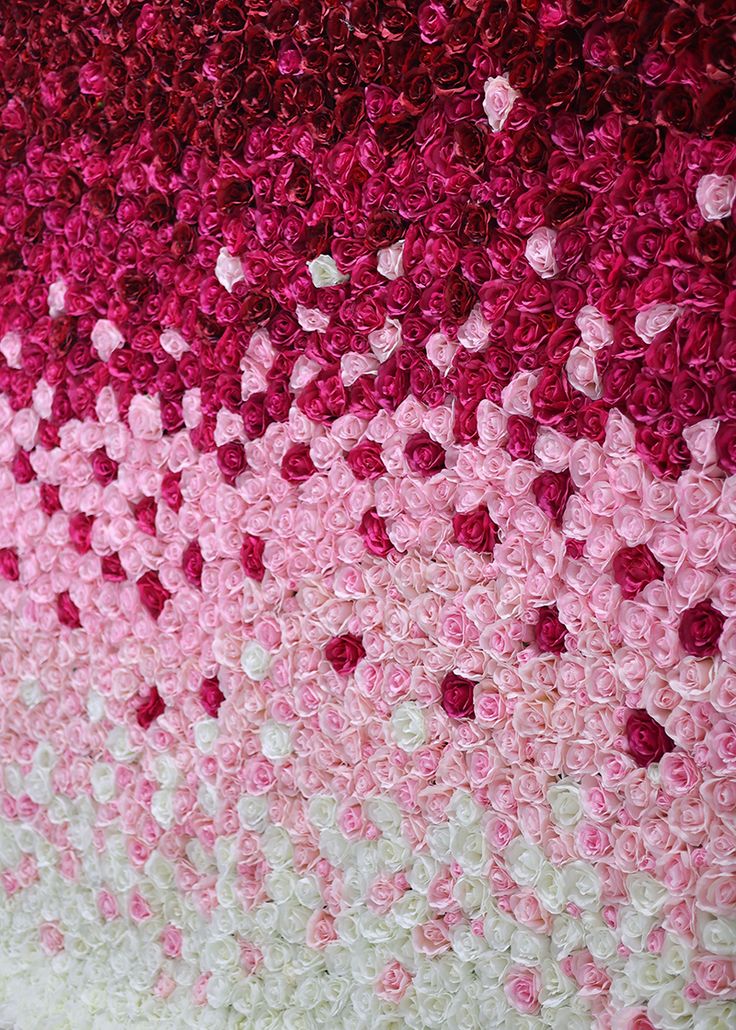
0, 0, 735, 1027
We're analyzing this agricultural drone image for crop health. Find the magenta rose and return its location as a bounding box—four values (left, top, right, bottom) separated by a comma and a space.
134, 497, 157, 537
441, 672, 476, 720
240, 534, 266, 581
216, 441, 247, 485
453, 507, 498, 553
11, 449, 34, 484
91, 448, 118, 486
346, 439, 385, 480
325, 633, 366, 675
716, 421, 736, 475
506, 416, 537, 460
200, 677, 225, 717
39, 483, 62, 517
69, 512, 94, 554
242, 392, 271, 440
359, 509, 393, 557
532, 470, 573, 524
161, 472, 182, 513
0, 547, 20, 581
626, 709, 675, 767
137, 570, 170, 620
136, 686, 165, 729
100, 553, 126, 582
535, 606, 567, 653
57, 591, 81, 629
281, 443, 317, 483
182, 540, 204, 588
404, 431, 445, 477
679, 600, 725, 657
612, 545, 664, 599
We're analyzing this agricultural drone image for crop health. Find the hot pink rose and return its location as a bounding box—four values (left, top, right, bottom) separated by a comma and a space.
136, 686, 165, 729
453, 506, 498, 553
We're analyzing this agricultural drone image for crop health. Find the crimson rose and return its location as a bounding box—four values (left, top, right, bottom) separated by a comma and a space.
325, 633, 366, 675
626, 709, 675, 767
679, 600, 725, 657
441, 672, 475, 719
137, 570, 170, 620
136, 686, 165, 729
612, 545, 663, 599
453, 507, 497, 553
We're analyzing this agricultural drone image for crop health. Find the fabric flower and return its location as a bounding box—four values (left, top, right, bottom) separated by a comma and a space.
626, 709, 675, 767
453, 507, 498, 553
612, 545, 663, 599
325, 634, 365, 675
679, 600, 725, 657
136, 687, 166, 729
440, 673, 475, 719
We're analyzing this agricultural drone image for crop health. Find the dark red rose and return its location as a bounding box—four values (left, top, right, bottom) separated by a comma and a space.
136, 686, 165, 729
453, 507, 498, 554
134, 497, 157, 536
359, 509, 393, 557
536, 606, 567, 653
346, 440, 385, 481
182, 540, 203, 588
612, 545, 664, 599
281, 443, 316, 483
532, 470, 574, 525
544, 185, 590, 228
440, 672, 475, 719
506, 416, 537, 460
242, 392, 271, 440
90, 448, 118, 486
716, 421, 736, 475
57, 591, 81, 628
626, 709, 675, 767
69, 512, 94, 554
325, 633, 365, 675
241, 534, 266, 581
404, 432, 445, 477
40, 483, 62, 516
216, 441, 247, 485
11, 449, 34, 484
0, 547, 20, 581
200, 677, 225, 717
161, 472, 182, 513
679, 600, 725, 657
137, 570, 170, 620
101, 553, 126, 582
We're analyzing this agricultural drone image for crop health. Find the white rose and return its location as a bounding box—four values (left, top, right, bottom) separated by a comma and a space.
296, 305, 331, 332
625, 954, 668, 997
483, 906, 516, 951
575, 305, 613, 351
215, 247, 244, 292
308, 795, 337, 830
618, 906, 656, 952
694, 1000, 736, 1030
539, 958, 575, 1009
627, 872, 668, 916
151, 789, 174, 828
551, 914, 585, 958
483, 75, 519, 131
259, 721, 293, 762
696, 174, 736, 221
634, 302, 680, 344
390, 702, 426, 752
377, 240, 405, 280
106, 725, 141, 763
562, 861, 600, 911
547, 781, 583, 828
364, 797, 401, 835
453, 875, 489, 917
648, 983, 694, 1030
19, 678, 43, 708
525, 227, 558, 279
91, 319, 124, 361
393, 890, 430, 929
90, 763, 115, 803
260, 825, 293, 867
450, 824, 487, 876
701, 915, 736, 956
85, 690, 105, 722
144, 851, 174, 890
159, 328, 189, 358
535, 862, 566, 915
511, 928, 547, 965
586, 924, 617, 963
48, 278, 67, 318
503, 837, 545, 887
425, 822, 452, 863
194, 718, 219, 754
241, 640, 271, 680
307, 253, 349, 288
198, 781, 219, 817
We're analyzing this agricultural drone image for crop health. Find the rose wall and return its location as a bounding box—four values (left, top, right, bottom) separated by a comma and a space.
0, 0, 735, 1027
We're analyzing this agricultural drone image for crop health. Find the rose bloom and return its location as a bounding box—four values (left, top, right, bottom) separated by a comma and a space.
404, 431, 445, 477
359, 509, 393, 556
532, 469, 574, 524
679, 600, 725, 657
216, 441, 247, 485
325, 633, 366, 675
525, 227, 558, 279
182, 539, 204, 588
453, 506, 498, 553
346, 439, 385, 480
0, 547, 20, 581
716, 421, 736, 475
136, 686, 165, 729
483, 75, 519, 131
137, 570, 171, 620
240, 534, 266, 580
612, 545, 663, 599
200, 677, 224, 717
281, 443, 316, 483
536, 606, 567, 654
57, 591, 81, 628
626, 709, 675, 767
696, 174, 736, 221
441, 672, 475, 719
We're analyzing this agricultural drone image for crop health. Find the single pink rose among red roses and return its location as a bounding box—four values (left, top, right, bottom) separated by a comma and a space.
325, 633, 365, 675
626, 709, 675, 767
453, 506, 498, 554
136, 686, 165, 729
679, 600, 725, 657
440, 672, 475, 719
612, 545, 664, 599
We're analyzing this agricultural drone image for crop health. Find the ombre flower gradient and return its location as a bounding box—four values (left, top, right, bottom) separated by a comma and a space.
0, 1, 735, 1028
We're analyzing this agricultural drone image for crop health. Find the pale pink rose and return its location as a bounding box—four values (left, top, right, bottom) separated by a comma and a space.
0, 331, 22, 368
634, 302, 681, 343
375, 960, 412, 1002
684, 419, 720, 470
534, 428, 572, 471
159, 328, 189, 358
295, 305, 331, 332
502, 371, 538, 416
412, 918, 450, 956
483, 75, 519, 131
153, 974, 176, 1000
127, 394, 162, 441
306, 908, 338, 949
215, 247, 244, 292
691, 956, 736, 996
566, 346, 601, 398
575, 305, 614, 352
504, 965, 540, 1014
369, 316, 402, 362
708, 718, 736, 774
47, 278, 67, 317
457, 303, 491, 351
696, 173, 736, 221
425, 332, 458, 373
696, 869, 736, 915
525, 226, 558, 279
91, 318, 124, 360
39, 923, 65, 956
377, 240, 405, 280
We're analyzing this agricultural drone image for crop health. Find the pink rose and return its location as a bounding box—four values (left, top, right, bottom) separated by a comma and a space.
305, 910, 337, 950
525, 227, 558, 279
504, 966, 540, 1014
483, 75, 519, 131
375, 960, 412, 1002
696, 173, 736, 221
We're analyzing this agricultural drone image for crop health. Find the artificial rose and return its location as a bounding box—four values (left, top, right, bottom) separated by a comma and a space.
325, 633, 366, 675
679, 600, 725, 657
136, 687, 165, 729
240, 534, 266, 581
216, 441, 247, 485
612, 545, 664, 599
532, 469, 574, 524
716, 421, 736, 474
359, 509, 393, 557
441, 672, 476, 719
453, 506, 498, 553
137, 571, 170, 621
535, 606, 567, 654
696, 174, 736, 222
281, 443, 317, 483
182, 540, 204, 588
626, 709, 675, 767
404, 432, 445, 477
346, 439, 386, 480
57, 591, 81, 629
200, 678, 225, 717
483, 75, 519, 131
0, 547, 20, 581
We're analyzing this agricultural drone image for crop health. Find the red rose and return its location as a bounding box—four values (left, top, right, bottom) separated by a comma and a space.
11, 449, 34, 484
161, 472, 182, 513
359, 509, 393, 557
325, 633, 365, 675
40, 483, 62, 516
532, 470, 574, 525
216, 441, 247, 485
612, 545, 663, 599
0, 547, 20, 581
281, 443, 316, 483
133, 497, 157, 536
716, 421, 736, 475
242, 392, 271, 440
137, 570, 170, 620
91, 448, 118, 486
200, 677, 225, 717
136, 686, 165, 729
241, 534, 266, 581
346, 440, 385, 481
440, 672, 475, 719
626, 709, 675, 767
297, 373, 347, 425
679, 600, 725, 657
69, 512, 94, 554
453, 507, 497, 554
535, 606, 567, 653
506, 416, 537, 460
404, 432, 445, 477
182, 540, 203, 588
101, 553, 126, 582
57, 591, 81, 628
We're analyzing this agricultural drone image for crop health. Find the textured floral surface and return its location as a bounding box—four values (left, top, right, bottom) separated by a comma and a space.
0, 1, 735, 1028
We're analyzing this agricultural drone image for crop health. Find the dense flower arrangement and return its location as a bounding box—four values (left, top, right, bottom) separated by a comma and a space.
0, 0, 735, 1027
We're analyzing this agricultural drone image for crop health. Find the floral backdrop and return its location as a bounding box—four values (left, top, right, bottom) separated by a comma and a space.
0, 0, 735, 1027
